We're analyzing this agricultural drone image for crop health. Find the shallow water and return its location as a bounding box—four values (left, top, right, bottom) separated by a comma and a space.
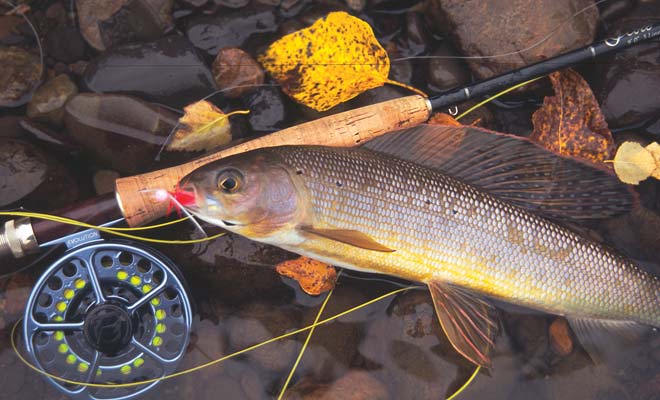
1, 0, 660, 399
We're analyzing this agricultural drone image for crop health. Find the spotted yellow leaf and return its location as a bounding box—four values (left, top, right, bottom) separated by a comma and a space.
613, 141, 660, 185
258, 11, 424, 112
167, 100, 248, 152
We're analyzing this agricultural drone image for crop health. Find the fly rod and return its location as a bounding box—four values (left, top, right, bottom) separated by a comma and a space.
1, 22, 659, 258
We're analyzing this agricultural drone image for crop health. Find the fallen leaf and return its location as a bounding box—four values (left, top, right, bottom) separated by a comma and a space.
531, 69, 614, 164
167, 100, 248, 152
427, 112, 461, 126
613, 141, 660, 185
275, 256, 337, 296
258, 11, 424, 111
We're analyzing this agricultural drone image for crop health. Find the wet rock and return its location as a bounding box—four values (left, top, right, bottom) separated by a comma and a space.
430, 0, 598, 80
44, 26, 86, 63
295, 286, 367, 378
593, 2, 660, 128
345, 0, 366, 12
214, 0, 250, 7
239, 367, 267, 400
285, 371, 389, 400
427, 43, 470, 92
503, 313, 548, 371
179, 0, 207, 7
350, 85, 409, 109
63, 93, 187, 174
26, 74, 78, 127
403, 12, 429, 56
0, 46, 41, 107
164, 230, 294, 305
19, 118, 81, 151
212, 48, 264, 98
93, 169, 120, 195
227, 301, 301, 372
599, 0, 635, 25
602, 206, 660, 264
0, 15, 26, 46
178, 318, 227, 379
76, 0, 174, 51
186, 6, 278, 56
548, 317, 573, 356
0, 139, 78, 209
0, 116, 24, 138
358, 291, 462, 399
83, 35, 216, 107
243, 87, 287, 132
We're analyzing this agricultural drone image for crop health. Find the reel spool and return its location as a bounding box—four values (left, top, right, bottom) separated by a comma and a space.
22, 230, 193, 400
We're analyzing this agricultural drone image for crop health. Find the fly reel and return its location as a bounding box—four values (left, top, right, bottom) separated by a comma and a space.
22, 229, 193, 400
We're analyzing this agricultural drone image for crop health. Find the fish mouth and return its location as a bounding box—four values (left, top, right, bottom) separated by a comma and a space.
185, 202, 244, 228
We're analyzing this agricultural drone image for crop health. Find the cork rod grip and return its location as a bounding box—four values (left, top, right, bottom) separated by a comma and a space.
115, 95, 431, 226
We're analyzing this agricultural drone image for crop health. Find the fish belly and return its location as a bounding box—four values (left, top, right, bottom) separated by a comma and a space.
278, 146, 660, 326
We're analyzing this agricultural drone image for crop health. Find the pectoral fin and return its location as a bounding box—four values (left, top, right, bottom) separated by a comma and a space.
428, 281, 499, 367
301, 227, 395, 252
567, 317, 652, 363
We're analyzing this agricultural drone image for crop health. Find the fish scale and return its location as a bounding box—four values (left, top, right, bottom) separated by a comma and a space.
274, 145, 660, 326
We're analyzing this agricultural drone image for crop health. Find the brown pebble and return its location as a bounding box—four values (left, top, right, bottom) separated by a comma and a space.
212, 48, 264, 98
549, 317, 573, 356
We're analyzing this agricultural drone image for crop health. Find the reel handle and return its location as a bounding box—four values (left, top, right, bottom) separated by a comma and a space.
115, 95, 431, 227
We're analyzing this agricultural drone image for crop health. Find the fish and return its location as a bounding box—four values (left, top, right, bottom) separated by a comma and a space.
178, 124, 658, 367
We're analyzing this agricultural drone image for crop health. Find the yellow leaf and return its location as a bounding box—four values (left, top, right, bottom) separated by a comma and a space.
167, 100, 248, 152
613, 141, 660, 185
258, 11, 424, 112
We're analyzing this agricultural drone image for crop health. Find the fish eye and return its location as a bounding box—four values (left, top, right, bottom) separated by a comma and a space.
217, 169, 243, 193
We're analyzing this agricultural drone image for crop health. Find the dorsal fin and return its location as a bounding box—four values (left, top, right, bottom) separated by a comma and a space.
362, 124, 636, 222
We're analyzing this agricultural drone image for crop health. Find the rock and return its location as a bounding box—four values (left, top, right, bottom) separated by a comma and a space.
503, 312, 549, 376
0, 116, 24, 138
548, 317, 573, 356
427, 43, 470, 92
602, 206, 660, 264
75, 0, 174, 51
93, 169, 120, 194
63, 93, 190, 174
358, 291, 463, 399
3, 272, 32, 316
186, 6, 278, 56
26, 74, 78, 127
165, 230, 294, 305
19, 118, 81, 152
44, 26, 86, 63
227, 301, 301, 372
213, 0, 250, 7
0, 138, 78, 209
593, 2, 660, 128
212, 48, 264, 98
83, 35, 216, 107
345, 0, 366, 12
0, 46, 42, 107
0, 15, 27, 46
285, 371, 389, 400
243, 87, 286, 132
430, 0, 598, 80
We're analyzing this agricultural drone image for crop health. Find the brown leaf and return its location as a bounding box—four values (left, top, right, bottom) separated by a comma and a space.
531, 69, 614, 163
427, 112, 461, 126
275, 256, 337, 296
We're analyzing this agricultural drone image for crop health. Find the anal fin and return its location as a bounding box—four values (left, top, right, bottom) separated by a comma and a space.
567, 317, 653, 363
428, 281, 499, 367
